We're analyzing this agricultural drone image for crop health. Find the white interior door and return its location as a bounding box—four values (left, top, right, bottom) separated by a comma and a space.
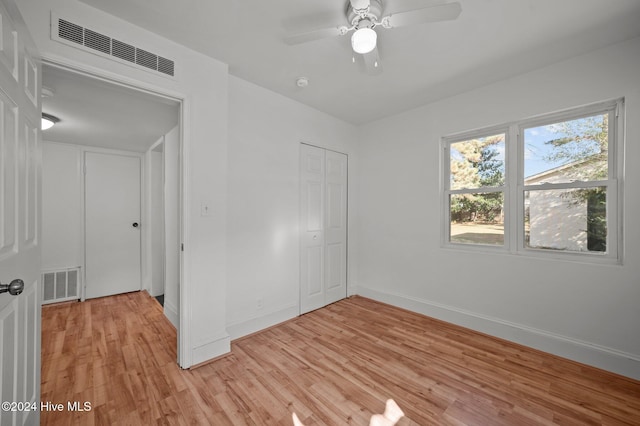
85, 151, 141, 299
300, 144, 347, 314
324, 150, 348, 305
301, 144, 325, 313
0, 0, 41, 424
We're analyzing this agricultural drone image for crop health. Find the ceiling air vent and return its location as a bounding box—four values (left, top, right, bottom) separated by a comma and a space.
112, 39, 135, 63
52, 15, 176, 78
58, 19, 83, 45
158, 57, 174, 76
84, 29, 110, 55
135, 48, 157, 70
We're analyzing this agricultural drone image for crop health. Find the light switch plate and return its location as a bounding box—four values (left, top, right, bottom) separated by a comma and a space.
200, 202, 211, 217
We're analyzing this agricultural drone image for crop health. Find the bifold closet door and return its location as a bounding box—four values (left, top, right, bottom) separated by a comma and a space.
300, 144, 347, 314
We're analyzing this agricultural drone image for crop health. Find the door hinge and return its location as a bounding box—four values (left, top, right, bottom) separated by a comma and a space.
181, 243, 184, 251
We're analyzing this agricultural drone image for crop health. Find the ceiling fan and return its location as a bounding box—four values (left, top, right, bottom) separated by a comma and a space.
283, 0, 462, 75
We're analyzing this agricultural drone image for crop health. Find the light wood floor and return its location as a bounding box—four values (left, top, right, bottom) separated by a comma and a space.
41, 291, 640, 425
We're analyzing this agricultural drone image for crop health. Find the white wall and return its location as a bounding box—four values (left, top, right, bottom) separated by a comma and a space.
355, 37, 640, 379
164, 126, 180, 328
226, 76, 358, 339
41, 142, 82, 271
19, 0, 230, 366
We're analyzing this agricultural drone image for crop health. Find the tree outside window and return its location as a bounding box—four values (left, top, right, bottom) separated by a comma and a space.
448, 133, 505, 245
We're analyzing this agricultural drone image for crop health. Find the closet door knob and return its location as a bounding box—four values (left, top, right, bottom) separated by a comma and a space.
132, 222, 139, 228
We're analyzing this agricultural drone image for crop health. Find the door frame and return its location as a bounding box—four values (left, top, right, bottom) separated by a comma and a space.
147, 138, 166, 300
41, 57, 188, 366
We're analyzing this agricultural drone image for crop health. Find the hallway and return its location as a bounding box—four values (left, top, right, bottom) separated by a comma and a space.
41, 292, 178, 424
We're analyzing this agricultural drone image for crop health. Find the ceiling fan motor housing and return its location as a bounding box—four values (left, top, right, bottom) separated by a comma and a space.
347, 0, 383, 26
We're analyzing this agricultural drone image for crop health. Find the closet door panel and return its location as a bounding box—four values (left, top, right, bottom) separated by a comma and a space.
324, 150, 347, 305
300, 144, 325, 313
300, 145, 347, 313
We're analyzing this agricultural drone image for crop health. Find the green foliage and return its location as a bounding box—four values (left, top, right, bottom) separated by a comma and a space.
450, 135, 504, 223
586, 188, 607, 252
478, 146, 504, 187
543, 114, 608, 180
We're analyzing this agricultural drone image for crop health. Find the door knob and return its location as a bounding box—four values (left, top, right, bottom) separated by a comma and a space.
132, 222, 139, 228
0, 279, 24, 296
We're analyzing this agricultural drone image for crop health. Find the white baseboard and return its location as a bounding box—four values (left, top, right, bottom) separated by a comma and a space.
192, 332, 231, 366
227, 304, 299, 341
355, 286, 640, 381
163, 301, 179, 329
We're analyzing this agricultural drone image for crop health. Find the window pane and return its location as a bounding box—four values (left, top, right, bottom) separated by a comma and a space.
525, 187, 606, 253
524, 114, 608, 185
450, 193, 504, 245
450, 134, 505, 190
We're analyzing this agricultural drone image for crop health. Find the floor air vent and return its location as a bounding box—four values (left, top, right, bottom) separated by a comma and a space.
53, 16, 176, 78
42, 267, 81, 305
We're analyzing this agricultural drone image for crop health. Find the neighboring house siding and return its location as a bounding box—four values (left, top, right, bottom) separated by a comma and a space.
527, 190, 588, 251
525, 159, 603, 251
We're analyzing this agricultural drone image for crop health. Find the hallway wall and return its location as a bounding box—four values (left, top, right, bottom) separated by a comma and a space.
41, 142, 82, 272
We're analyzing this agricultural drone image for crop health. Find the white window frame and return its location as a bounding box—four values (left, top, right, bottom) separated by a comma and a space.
442, 126, 510, 253
442, 98, 624, 264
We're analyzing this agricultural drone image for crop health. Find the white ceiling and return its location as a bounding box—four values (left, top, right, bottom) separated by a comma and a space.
75, 0, 640, 125
42, 64, 180, 152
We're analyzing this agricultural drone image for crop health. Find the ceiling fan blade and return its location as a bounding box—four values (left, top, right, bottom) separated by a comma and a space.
283, 26, 344, 45
282, 11, 346, 33
355, 47, 383, 76
384, 2, 462, 28
383, 0, 444, 16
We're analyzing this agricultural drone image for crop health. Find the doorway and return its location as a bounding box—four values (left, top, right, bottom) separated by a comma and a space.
40, 61, 183, 361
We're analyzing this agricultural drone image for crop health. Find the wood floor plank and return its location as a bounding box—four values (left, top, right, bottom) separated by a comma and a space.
41, 292, 640, 425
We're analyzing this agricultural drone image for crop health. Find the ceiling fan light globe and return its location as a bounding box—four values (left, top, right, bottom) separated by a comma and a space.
351, 28, 377, 54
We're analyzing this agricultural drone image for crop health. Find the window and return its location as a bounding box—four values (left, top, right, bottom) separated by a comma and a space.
443, 99, 623, 262
448, 132, 507, 246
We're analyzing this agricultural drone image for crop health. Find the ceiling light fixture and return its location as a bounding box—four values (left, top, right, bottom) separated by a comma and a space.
351, 27, 377, 54
41, 113, 60, 130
